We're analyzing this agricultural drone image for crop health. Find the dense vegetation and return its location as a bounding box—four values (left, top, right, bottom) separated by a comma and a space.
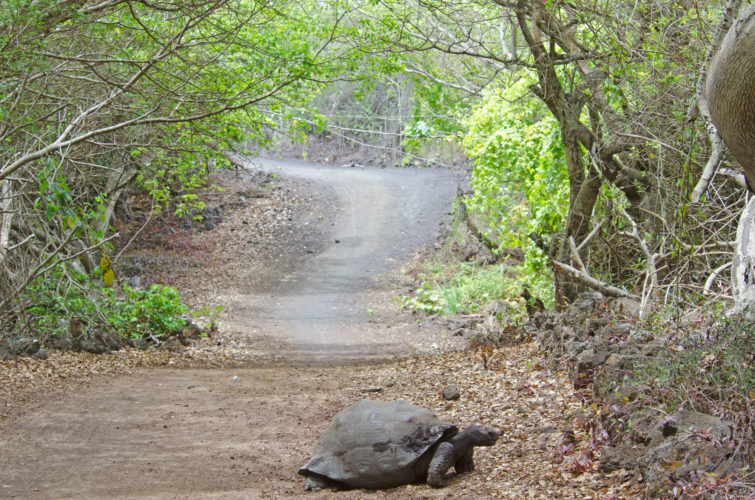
0, 0, 352, 340
0, 2, 752, 348
363, 0, 752, 315
0, 2, 752, 496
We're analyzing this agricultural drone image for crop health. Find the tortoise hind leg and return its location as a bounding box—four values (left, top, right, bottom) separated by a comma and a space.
427, 442, 455, 487
304, 476, 330, 491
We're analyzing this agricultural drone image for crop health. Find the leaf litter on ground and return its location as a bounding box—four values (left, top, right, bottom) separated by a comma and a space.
0, 169, 644, 499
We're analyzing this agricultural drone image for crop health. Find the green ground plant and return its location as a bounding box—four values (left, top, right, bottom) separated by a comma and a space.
398, 191, 552, 320
22, 264, 198, 343
398, 260, 524, 319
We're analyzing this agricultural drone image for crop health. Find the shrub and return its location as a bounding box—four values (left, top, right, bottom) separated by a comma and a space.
20, 265, 192, 343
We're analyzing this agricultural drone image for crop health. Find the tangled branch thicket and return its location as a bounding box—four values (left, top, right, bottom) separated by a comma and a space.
1, 0, 753, 339
354, 0, 752, 313
0, 0, 343, 332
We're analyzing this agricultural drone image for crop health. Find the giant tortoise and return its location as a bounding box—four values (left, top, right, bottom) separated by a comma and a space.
298, 399, 500, 490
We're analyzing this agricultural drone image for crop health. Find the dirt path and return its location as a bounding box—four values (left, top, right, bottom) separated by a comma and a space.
1, 161, 486, 499
0, 160, 634, 499
223, 159, 464, 357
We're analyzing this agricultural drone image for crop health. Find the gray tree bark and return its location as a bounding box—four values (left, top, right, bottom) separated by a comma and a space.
731, 198, 755, 319
706, 3, 755, 192
706, 3, 755, 317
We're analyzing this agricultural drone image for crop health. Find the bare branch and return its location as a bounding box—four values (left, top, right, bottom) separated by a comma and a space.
0, 180, 13, 267
619, 209, 660, 320
704, 261, 732, 296
553, 260, 638, 299
568, 236, 586, 273
576, 220, 604, 252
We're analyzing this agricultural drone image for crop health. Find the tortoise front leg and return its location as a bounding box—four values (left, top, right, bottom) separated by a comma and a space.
427, 442, 455, 487
454, 448, 475, 473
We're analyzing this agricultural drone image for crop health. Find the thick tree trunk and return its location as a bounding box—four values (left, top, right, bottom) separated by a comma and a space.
706, 3, 755, 192
516, 1, 600, 308
554, 132, 603, 308
706, 4, 755, 315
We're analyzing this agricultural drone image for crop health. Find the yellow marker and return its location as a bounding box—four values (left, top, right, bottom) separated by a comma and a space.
100, 253, 114, 286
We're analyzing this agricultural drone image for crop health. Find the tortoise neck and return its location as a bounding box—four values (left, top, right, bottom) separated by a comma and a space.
449, 429, 473, 455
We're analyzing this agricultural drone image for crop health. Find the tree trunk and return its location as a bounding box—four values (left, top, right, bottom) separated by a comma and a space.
706, 4, 755, 315
706, 3, 755, 192
516, 1, 605, 308
0, 180, 13, 268
731, 197, 755, 319
554, 130, 603, 308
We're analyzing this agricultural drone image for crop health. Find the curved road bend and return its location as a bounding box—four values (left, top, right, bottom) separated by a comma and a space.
235, 158, 462, 355
0, 158, 467, 500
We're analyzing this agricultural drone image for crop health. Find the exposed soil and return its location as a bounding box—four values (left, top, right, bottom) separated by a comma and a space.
0, 158, 641, 499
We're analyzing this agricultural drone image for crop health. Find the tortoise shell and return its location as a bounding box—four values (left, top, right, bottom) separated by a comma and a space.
298, 399, 458, 489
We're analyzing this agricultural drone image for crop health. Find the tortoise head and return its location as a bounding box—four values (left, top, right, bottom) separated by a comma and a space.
462, 425, 501, 446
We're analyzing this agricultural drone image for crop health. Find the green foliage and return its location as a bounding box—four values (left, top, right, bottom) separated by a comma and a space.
112, 285, 188, 338
462, 76, 567, 287
398, 262, 524, 317
401, 80, 468, 156
398, 282, 444, 314
23, 265, 192, 341
0, 0, 364, 321
33, 159, 110, 245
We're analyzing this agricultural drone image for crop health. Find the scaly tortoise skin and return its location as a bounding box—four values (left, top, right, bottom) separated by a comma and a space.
298, 399, 500, 490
